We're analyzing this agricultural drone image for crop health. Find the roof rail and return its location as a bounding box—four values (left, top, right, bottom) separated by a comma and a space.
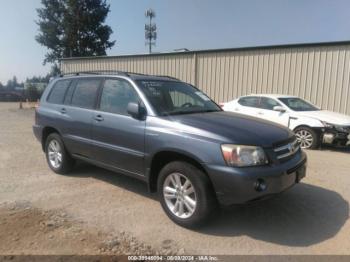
59, 70, 130, 77
126, 72, 179, 80
153, 75, 180, 81
59, 71, 180, 81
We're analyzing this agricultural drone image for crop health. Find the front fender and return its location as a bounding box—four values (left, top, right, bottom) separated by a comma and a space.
289, 116, 324, 130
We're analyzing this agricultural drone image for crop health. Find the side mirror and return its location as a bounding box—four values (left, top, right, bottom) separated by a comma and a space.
273, 106, 286, 113
127, 102, 146, 119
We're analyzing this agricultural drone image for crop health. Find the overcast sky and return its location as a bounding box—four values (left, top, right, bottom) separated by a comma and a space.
1, 0, 350, 84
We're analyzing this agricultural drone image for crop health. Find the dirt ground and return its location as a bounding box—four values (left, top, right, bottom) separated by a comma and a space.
0, 102, 349, 255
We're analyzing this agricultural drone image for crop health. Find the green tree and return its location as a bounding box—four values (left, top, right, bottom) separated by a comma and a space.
25, 84, 40, 102
6, 76, 18, 90
36, 0, 115, 66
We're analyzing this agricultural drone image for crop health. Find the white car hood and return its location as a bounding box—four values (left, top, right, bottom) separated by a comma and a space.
294, 110, 350, 125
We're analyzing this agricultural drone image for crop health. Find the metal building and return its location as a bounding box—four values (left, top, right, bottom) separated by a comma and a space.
60, 41, 350, 114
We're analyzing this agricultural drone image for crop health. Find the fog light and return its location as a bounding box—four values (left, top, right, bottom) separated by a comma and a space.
254, 178, 267, 192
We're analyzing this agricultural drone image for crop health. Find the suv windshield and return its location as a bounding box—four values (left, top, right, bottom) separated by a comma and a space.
278, 97, 319, 111
136, 80, 221, 116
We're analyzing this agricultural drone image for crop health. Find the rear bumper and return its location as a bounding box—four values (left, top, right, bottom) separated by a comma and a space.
204, 151, 307, 206
32, 125, 43, 142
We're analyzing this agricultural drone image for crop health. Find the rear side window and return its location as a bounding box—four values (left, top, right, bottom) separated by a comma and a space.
238, 96, 260, 108
71, 79, 100, 109
47, 80, 71, 104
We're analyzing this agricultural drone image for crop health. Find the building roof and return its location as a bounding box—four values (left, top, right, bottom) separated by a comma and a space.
60, 40, 350, 61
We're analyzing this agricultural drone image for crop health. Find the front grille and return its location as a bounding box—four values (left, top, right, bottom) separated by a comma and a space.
273, 137, 300, 162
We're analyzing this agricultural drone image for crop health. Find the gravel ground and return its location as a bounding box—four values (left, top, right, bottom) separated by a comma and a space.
0, 102, 349, 255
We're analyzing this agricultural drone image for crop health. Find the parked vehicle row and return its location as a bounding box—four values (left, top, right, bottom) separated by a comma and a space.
221, 95, 350, 149
33, 72, 306, 227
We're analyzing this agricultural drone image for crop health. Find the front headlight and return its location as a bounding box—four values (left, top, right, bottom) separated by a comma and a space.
221, 144, 268, 167
321, 121, 348, 132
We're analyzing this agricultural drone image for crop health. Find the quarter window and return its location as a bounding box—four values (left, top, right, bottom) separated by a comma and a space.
47, 80, 71, 104
99, 79, 139, 115
71, 79, 100, 109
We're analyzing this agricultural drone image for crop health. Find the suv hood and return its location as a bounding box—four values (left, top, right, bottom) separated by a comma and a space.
294, 110, 350, 125
166, 111, 292, 147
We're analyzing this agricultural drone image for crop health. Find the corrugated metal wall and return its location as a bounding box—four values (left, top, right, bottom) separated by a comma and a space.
61, 43, 350, 114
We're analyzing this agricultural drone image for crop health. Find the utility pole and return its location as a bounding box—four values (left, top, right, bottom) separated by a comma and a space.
145, 9, 157, 54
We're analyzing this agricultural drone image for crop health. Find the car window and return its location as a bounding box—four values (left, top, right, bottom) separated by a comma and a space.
71, 79, 100, 109
278, 97, 319, 111
136, 80, 220, 116
47, 80, 71, 104
169, 90, 204, 108
63, 83, 75, 105
99, 79, 139, 115
238, 96, 260, 108
259, 97, 281, 110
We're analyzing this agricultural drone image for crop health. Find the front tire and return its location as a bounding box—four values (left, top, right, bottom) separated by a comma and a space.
294, 126, 319, 149
45, 133, 75, 174
157, 161, 218, 228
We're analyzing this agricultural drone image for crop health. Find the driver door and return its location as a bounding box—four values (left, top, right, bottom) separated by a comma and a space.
91, 78, 146, 176
257, 97, 290, 127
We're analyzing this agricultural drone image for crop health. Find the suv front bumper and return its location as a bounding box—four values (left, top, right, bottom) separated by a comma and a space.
204, 151, 307, 206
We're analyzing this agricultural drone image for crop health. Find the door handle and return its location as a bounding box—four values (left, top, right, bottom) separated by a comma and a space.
94, 115, 104, 122
257, 111, 264, 115
60, 108, 66, 114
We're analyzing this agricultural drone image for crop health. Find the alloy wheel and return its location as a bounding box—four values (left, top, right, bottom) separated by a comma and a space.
295, 129, 314, 149
48, 139, 62, 169
163, 172, 197, 219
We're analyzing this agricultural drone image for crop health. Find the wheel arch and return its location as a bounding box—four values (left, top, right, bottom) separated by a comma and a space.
293, 124, 312, 132
41, 126, 61, 151
148, 150, 213, 193
293, 124, 322, 135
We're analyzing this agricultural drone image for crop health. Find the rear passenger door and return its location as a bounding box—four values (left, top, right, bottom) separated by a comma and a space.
91, 78, 146, 176
45, 78, 72, 139
60, 78, 102, 158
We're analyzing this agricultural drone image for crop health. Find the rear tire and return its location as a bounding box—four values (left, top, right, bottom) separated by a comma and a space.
45, 133, 75, 174
157, 161, 218, 228
294, 126, 319, 149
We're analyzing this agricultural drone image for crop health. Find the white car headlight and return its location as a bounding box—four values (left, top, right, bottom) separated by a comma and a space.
221, 144, 268, 167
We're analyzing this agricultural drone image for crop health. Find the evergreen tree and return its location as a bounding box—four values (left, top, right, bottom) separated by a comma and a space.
36, 0, 115, 66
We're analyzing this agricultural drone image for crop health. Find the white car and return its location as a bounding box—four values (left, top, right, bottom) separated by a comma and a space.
222, 94, 350, 149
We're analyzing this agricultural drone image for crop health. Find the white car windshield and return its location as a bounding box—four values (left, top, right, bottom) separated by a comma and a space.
278, 97, 319, 112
